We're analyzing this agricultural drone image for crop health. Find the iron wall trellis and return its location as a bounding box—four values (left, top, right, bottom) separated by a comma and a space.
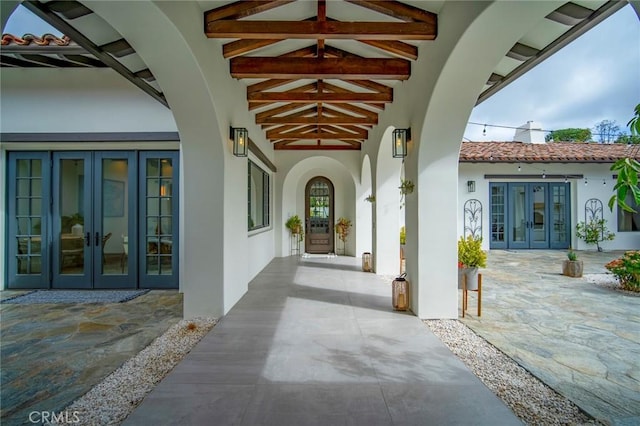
464, 199, 483, 240
584, 198, 604, 239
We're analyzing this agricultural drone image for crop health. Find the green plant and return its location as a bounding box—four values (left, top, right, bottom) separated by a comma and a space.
575, 219, 615, 251
365, 194, 376, 203
335, 217, 352, 243
400, 226, 406, 245
457, 236, 487, 268
567, 250, 578, 261
608, 103, 640, 213
285, 215, 303, 241
399, 179, 414, 195
605, 251, 640, 292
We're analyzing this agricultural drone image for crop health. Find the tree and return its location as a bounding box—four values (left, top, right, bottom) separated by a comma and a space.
593, 119, 621, 143
616, 134, 640, 144
608, 104, 640, 213
545, 128, 591, 142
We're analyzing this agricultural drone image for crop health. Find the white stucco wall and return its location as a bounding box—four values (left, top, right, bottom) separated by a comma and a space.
0, 68, 177, 133
459, 162, 640, 251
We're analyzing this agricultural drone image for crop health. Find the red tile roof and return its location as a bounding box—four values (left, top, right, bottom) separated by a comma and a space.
460, 141, 640, 163
1, 33, 71, 46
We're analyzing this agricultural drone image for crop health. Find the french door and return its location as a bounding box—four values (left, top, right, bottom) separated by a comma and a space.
6, 151, 179, 289
490, 182, 570, 249
305, 176, 334, 254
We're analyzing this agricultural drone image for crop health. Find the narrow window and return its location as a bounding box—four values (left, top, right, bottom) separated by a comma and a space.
248, 160, 270, 230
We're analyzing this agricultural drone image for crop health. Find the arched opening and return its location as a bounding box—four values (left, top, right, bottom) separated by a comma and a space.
356, 155, 373, 257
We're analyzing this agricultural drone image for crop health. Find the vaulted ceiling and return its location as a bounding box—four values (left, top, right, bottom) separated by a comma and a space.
2, 0, 628, 151
204, 0, 436, 150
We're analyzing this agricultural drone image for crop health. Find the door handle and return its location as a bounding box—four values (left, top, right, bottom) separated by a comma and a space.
85, 232, 91, 247
95, 232, 100, 246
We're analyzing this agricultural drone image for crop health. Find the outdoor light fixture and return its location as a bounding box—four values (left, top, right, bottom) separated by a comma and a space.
230, 127, 248, 157
392, 128, 410, 158
467, 180, 476, 193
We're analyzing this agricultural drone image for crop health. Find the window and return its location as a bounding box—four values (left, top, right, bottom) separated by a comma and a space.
618, 193, 640, 232
248, 160, 270, 230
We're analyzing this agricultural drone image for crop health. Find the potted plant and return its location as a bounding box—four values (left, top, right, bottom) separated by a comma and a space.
457, 236, 487, 290
285, 215, 303, 242
399, 179, 414, 208
562, 249, 583, 278
335, 217, 352, 255
575, 218, 615, 252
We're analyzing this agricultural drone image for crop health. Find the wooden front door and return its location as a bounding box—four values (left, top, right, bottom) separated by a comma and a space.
305, 177, 334, 254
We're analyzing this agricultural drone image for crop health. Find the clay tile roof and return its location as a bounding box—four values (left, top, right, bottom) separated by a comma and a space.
1, 33, 71, 46
460, 141, 640, 163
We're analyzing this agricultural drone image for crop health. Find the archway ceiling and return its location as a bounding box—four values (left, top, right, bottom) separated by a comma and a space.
6, 0, 626, 151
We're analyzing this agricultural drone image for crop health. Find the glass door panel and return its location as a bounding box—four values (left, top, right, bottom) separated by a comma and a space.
7, 153, 50, 288
490, 183, 507, 248
530, 184, 548, 248
94, 152, 135, 289
550, 183, 570, 248
509, 184, 528, 248
52, 153, 92, 288
139, 152, 178, 288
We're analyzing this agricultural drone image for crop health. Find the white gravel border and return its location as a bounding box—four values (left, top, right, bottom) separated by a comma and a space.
425, 319, 600, 426
50, 317, 216, 426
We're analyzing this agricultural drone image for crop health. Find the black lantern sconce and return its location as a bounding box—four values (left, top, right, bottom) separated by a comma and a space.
467, 180, 476, 193
230, 127, 248, 157
392, 128, 411, 159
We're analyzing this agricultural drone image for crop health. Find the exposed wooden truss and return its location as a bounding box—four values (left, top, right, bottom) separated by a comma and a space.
205, 0, 437, 150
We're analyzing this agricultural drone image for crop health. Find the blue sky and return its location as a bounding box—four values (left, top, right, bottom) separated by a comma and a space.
4, 4, 639, 142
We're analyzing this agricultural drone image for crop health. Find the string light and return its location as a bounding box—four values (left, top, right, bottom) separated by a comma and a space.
584, 177, 588, 186
482, 124, 487, 136
467, 121, 633, 140
542, 170, 546, 179
603, 179, 607, 186
517, 164, 522, 172
564, 176, 568, 183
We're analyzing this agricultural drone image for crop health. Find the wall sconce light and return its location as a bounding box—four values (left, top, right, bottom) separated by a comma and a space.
392, 128, 410, 158
467, 180, 476, 193
230, 127, 248, 157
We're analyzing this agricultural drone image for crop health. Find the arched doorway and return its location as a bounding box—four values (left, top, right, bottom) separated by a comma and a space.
305, 176, 334, 254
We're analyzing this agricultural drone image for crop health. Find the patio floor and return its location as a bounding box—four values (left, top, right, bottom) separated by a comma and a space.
123, 255, 519, 425
460, 249, 640, 425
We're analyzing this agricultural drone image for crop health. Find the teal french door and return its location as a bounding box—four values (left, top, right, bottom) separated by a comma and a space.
6, 151, 179, 289
490, 182, 570, 249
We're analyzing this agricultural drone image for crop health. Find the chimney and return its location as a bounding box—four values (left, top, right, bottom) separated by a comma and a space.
513, 121, 545, 144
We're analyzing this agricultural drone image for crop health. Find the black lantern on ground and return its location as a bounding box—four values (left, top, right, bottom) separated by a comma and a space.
230, 127, 248, 157
392, 273, 409, 311
362, 252, 372, 272
392, 128, 410, 158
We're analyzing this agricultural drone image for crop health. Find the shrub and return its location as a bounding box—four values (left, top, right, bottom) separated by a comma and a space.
400, 226, 406, 245
575, 219, 615, 251
605, 251, 640, 292
457, 236, 487, 268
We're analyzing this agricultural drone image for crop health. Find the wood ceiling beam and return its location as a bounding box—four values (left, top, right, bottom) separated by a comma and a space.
230, 57, 410, 80
207, 21, 436, 41
267, 130, 365, 140
248, 91, 392, 103
204, 1, 294, 22
247, 79, 295, 94
345, 0, 437, 25
274, 143, 361, 151
258, 115, 376, 125
344, 79, 393, 95
327, 103, 379, 119
60, 54, 106, 67
358, 39, 418, 60
255, 103, 313, 120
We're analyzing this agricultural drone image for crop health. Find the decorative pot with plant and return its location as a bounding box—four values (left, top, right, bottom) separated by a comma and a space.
335, 217, 352, 255
285, 215, 303, 242
457, 236, 487, 290
399, 179, 414, 208
575, 218, 615, 252
562, 249, 583, 278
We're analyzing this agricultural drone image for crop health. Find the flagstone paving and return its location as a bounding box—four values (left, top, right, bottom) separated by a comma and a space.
0, 290, 182, 425
461, 249, 640, 426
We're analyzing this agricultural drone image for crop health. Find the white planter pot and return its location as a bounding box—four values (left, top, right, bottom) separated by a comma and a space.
458, 267, 479, 290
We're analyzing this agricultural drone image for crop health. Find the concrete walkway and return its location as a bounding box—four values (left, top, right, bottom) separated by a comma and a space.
461, 250, 640, 426
124, 256, 519, 425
